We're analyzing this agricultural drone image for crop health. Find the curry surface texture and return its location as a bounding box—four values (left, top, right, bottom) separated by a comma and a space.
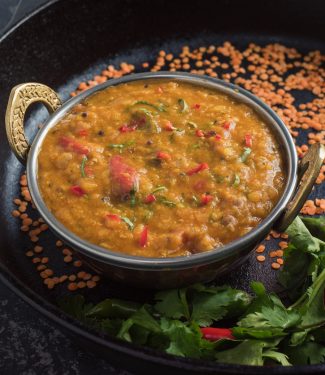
38, 80, 285, 257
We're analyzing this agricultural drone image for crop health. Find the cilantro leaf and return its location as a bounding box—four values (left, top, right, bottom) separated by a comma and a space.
286, 342, 325, 365
160, 318, 215, 359
191, 286, 251, 327
263, 349, 291, 366
117, 305, 161, 343
301, 216, 325, 242
215, 340, 266, 365
154, 288, 190, 320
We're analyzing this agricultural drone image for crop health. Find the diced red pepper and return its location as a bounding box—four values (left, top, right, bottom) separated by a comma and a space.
105, 214, 121, 222
59, 136, 89, 155
157, 151, 171, 160
164, 121, 176, 131
70, 185, 86, 197
200, 327, 235, 341
192, 103, 201, 110
245, 134, 252, 147
187, 163, 209, 176
139, 226, 148, 247
119, 124, 136, 133
201, 194, 214, 205
144, 194, 156, 204
215, 134, 222, 141
196, 129, 205, 137
223, 120, 236, 131
77, 129, 89, 137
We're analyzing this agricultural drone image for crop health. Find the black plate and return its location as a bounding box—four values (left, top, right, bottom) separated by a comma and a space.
0, 0, 324, 374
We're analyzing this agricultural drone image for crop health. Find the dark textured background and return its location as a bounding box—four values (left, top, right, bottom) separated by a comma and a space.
0, 1, 128, 374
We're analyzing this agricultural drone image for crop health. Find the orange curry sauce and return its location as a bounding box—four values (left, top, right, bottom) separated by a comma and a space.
38, 80, 285, 257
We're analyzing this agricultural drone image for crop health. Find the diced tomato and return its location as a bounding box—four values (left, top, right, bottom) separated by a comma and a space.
192, 103, 201, 110
200, 327, 234, 341
215, 134, 222, 141
77, 129, 89, 137
109, 155, 139, 199
144, 194, 156, 204
59, 136, 89, 155
201, 194, 214, 205
196, 129, 205, 137
105, 214, 121, 222
139, 226, 148, 247
245, 134, 252, 147
187, 163, 209, 176
70, 185, 86, 197
164, 121, 175, 131
157, 151, 171, 160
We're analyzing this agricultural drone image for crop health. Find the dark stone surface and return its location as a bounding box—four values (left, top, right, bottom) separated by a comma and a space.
0, 2, 128, 374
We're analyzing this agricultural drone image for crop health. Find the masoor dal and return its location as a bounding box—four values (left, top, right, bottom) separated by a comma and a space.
38, 80, 285, 257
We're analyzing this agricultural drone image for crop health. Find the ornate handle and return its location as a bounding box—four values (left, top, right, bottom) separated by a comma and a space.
275, 143, 325, 232
5, 83, 62, 164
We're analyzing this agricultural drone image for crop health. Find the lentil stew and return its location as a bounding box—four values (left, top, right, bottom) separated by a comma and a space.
38, 79, 285, 257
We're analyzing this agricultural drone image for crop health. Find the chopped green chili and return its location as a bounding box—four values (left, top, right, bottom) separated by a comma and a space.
108, 140, 135, 153
120, 216, 134, 231
187, 121, 198, 129
178, 98, 189, 113
232, 174, 240, 187
134, 100, 167, 112
80, 156, 88, 178
240, 147, 252, 162
151, 186, 167, 194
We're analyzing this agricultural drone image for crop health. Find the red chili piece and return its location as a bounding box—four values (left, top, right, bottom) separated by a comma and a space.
200, 327, 235, 341
223, 120, 236, 131
119, 124, 136, 133
157, 151, 171, 160
187, 163, 209, 176
70, 185, 86, 197
144, 194, 156, 204
164, 121, 175, 131
59, 136, 89, 155
77, 129, 88, 137
201, 194, 214, 205
106, 214, 121, 222
196, 129, 205, 138
192, 103, 201, 110
245, 134, 252, 147
139, 226, 148, 247
215, 134, 222, 141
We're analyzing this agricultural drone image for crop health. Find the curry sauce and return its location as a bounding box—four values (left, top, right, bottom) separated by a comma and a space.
38, 80, 285, 257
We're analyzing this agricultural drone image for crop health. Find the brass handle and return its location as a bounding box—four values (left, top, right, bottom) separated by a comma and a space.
5, 83, 62, 164
275, 143, 325, 232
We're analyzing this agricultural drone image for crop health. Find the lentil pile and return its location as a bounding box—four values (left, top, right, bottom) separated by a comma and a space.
12, 41, 324, 291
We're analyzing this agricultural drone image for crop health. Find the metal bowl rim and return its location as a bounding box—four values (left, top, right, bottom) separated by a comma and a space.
27, 71, 298, 270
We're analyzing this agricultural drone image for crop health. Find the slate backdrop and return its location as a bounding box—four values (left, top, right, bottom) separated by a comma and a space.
0, 2, 129, 374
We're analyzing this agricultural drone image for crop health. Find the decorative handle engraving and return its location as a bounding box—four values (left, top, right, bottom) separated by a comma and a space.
5, 83, 62, 164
